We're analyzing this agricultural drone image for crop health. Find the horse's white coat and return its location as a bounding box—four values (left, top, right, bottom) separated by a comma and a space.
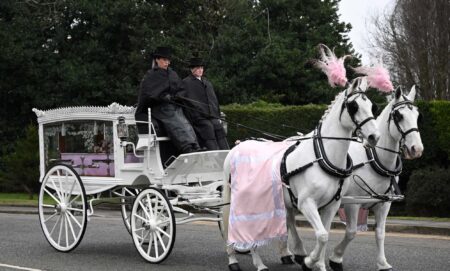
222, 77, 381, 271
329, 86, 424, 271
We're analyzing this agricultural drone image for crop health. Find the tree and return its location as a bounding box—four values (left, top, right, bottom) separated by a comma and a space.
209, 0, 360, 105
0, 124, 40, 198
371, 0, 449, 100
0, 0, 358, 147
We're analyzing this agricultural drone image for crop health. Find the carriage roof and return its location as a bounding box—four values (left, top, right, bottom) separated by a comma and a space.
32, 102, 136, 124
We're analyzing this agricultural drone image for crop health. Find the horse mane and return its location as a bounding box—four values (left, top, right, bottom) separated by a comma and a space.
377, 98, 395, 124
320, 91, 345, 123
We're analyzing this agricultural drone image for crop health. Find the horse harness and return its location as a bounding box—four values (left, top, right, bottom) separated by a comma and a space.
280, 124, 354, 212
352, 97, 421, 208
280, 89, 377, 212
352, 146, 403, 209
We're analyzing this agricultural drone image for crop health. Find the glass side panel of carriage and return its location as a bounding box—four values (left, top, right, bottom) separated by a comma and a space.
43, 120, 143, 177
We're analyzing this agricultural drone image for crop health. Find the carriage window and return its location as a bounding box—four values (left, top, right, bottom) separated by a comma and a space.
43, 120, 115, 177
124, 124, 144, 163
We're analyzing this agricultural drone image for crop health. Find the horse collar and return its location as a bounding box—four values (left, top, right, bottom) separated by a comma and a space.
313, 123, 353, 178
366, 147, 402, 178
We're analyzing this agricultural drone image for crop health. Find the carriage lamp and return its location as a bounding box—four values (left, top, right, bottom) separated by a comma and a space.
117, 116, 128, 142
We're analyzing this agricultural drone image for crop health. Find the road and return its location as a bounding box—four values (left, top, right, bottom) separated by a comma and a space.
0, 212, 449, 271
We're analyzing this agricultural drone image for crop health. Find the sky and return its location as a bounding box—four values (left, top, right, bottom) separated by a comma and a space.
338, 0, 395, 65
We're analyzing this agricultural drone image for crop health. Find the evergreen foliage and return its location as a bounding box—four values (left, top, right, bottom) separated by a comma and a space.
0, 0, 356, 146
406, 166, 450, 217
0, 124, 39, 198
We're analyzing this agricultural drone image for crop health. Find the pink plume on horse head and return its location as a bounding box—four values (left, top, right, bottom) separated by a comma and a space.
353, 65, 394, 93
311, 44, 350, 88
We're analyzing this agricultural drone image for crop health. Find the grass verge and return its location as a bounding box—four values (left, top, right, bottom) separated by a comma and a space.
0, 193, 51, 206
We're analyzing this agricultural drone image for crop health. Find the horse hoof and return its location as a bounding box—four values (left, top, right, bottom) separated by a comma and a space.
379, 269, 393, 271
281, 255, 294, 264
294, 254, 306, 265
301, 260, 313, 271
329, 260, 343, 271
228, 263, 242, 271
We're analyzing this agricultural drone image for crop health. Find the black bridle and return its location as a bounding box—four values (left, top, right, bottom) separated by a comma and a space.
339, 89, 376, 136
388, 95, 421, 151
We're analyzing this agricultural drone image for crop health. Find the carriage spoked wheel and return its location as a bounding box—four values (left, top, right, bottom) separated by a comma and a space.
120, 187, 141, 234
131, 188, 176, 263
38, 164, 87, 252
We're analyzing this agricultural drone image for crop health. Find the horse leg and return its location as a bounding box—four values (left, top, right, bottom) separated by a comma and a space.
372, 203, 393, 271
222, 177, 242, 271
250, 248, 269, 271
277, 237, 294, 265
284, 206, 307, 264
299, 198, 329, 271
315, 203, 341, 271
329, 204, 360, 271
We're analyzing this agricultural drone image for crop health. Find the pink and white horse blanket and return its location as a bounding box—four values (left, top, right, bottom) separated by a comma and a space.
228, 140, 294, 250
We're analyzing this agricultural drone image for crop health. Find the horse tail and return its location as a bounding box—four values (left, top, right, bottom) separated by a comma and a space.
222, 150, 233, 242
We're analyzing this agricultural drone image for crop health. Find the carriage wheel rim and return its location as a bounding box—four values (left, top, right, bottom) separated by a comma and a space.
131, 188, 176, 263
120, 187, 140, 234
38, 165, 87, 252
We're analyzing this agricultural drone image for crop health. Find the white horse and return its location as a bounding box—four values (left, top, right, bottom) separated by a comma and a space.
329, 85, 424, 271
222, 77, 380, 271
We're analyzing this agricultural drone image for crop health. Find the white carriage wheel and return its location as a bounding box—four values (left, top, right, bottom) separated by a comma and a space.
120, 187, 141, 234
38, 164, 87, 252
131, 188, 176, 263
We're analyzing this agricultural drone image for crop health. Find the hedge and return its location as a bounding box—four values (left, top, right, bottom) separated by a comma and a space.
406, 166, 450, 217
222, 101, 326, 144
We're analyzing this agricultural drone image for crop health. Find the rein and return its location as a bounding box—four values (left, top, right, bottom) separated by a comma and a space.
168, 99, 288, 140
177, 95, 306, 133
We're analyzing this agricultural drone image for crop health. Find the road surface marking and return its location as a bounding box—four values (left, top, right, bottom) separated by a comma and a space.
0, 263, 43, 271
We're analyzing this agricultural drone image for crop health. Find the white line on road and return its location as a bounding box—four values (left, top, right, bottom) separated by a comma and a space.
0, 263, 44, 271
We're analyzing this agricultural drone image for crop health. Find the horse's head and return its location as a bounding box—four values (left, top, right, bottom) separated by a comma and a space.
388, 86, 424, 159
340, 77, 380, 147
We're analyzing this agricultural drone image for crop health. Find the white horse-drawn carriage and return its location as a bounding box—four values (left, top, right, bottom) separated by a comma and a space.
33, 103, 228, 263
33, 44, 423, 271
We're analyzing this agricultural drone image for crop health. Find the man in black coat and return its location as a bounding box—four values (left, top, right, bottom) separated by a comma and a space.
182, 57, 229, 150
135, 47, 200, 153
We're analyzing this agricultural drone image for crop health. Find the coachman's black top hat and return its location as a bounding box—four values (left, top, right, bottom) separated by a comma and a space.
188, 57, 204, 68
152, 46, 171, 59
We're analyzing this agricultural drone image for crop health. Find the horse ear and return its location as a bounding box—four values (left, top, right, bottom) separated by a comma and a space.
395, 86, 402, 100
348, 78, 360, 94
407, 85, 417, 102
358, 77, 369, 91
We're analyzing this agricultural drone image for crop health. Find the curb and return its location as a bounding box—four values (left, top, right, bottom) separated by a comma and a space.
295, 219, 450, 237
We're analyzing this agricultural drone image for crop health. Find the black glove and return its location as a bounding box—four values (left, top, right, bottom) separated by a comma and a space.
161, 94, 171, 102
172, 95, 182, 102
